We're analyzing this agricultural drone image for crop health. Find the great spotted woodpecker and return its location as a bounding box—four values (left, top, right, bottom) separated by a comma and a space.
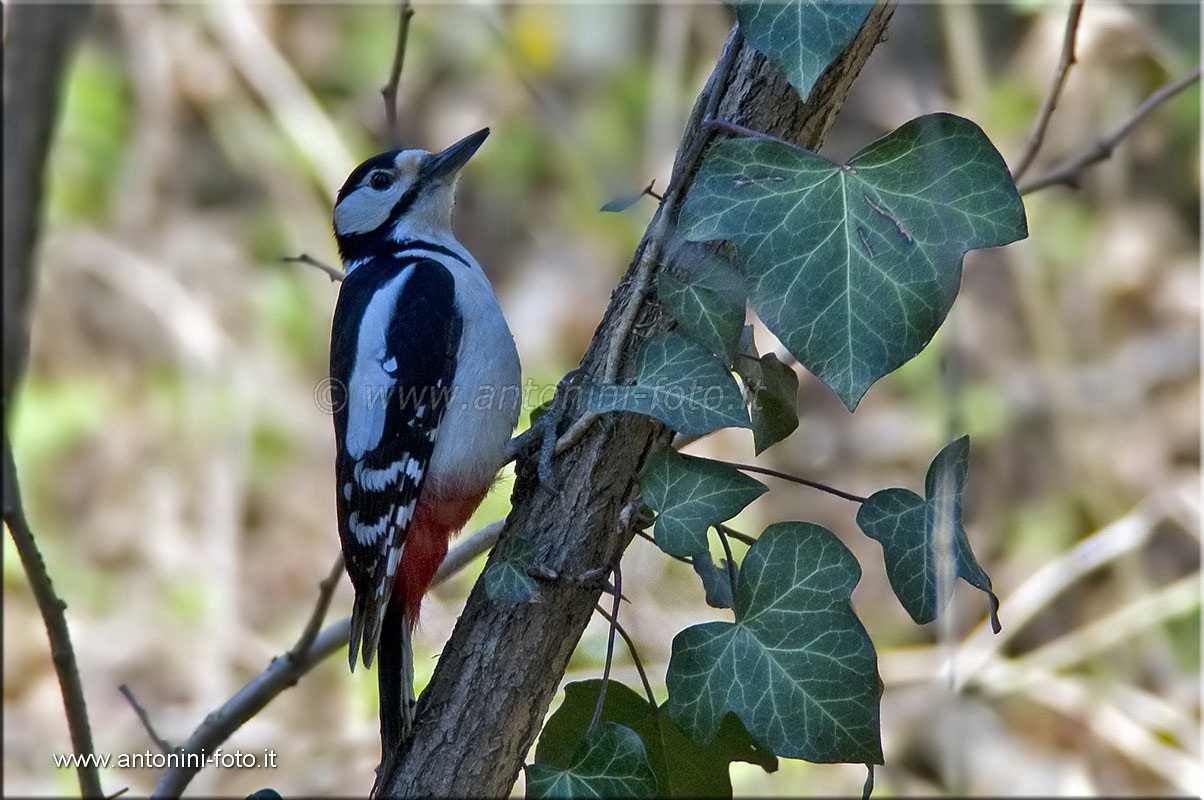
329, 128, 521, 775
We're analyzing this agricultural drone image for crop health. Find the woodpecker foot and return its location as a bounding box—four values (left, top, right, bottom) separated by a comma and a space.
532, 368, 588, 493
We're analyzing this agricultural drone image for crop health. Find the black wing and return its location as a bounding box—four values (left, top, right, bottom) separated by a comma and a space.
330, 256, 462, 670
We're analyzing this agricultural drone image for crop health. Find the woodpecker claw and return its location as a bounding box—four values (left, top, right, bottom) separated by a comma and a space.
525, 368, 587, 494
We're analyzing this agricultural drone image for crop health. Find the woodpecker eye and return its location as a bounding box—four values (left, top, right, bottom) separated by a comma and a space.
369, 172, 395, 191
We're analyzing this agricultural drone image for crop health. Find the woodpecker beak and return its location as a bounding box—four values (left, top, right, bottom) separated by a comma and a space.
426, 128, 489, 183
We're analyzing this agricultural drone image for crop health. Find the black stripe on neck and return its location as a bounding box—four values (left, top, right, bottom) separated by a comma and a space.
393, 239, 471, 269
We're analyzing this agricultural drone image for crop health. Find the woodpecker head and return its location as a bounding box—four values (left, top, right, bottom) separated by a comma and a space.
333, 127, 489, 263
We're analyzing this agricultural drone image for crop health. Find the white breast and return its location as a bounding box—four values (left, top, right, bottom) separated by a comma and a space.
425, 245, 521, 493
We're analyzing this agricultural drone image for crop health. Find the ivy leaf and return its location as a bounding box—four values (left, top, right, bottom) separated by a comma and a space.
601, 189, 649, 213
731, 0, 875, 100
657, 251, 746, 365
691, 554, 737, 610
642, 448, 767, 558
536, 680, 777, 798
484, 538, 538, 604
586, 332, 751, 435
741, 352, 799, 454
526, 721, 657, 798
681, 113, 1028, 410
667, 522, 883, 765
855, 436, 1001, 632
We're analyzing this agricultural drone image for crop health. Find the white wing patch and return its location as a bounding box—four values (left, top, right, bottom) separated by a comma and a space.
345, 266, 415, 459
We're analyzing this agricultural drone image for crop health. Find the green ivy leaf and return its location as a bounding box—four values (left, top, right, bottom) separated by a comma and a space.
657, 251, 746, 364
484, 538, 538, 604
681, 113, 1028, 410
667, 523, 883, 764
731, 1, 875, 100
739, 352, 799, 454
536, 680, 777, 798
855, 436, 1001, 632
527, 721, 657, 798
691, 554, 737, 610
586, 332, 751, 435
642, 448, 767, 557
601, 188, 650, 213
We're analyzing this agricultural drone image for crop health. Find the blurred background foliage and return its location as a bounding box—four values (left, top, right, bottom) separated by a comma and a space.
3, 2, 1199, 797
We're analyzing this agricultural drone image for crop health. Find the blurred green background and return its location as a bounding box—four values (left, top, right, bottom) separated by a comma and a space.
4, 2, 1199, 796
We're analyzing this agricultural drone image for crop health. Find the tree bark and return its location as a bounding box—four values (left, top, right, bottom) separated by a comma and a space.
383, 6, 895, 796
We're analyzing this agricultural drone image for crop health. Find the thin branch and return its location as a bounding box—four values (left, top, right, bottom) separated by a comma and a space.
705, 118, 801, 150
714, 522, 755, 547
643, 180, 664, 203
152, 520, 504, 798
3, 438, 104, 799
1011, 0, 1085, 181
118, 684, 173, 753
381, 0, 415, 147
718, 460, 869, 503
593, 603, 656, 708
714, 525, 739, 603
288, 555, 344, 661
282, 253, 343, 282
588, 565, 622, 733
1018, 67, 1201, 194
633, 528, 691, 565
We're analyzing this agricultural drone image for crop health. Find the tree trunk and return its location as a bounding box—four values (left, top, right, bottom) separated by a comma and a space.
383, 6, 895, 796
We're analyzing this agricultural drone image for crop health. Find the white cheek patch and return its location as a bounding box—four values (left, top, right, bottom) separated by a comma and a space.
334, 183, 405, 235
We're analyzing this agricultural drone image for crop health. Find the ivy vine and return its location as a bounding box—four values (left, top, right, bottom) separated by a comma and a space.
515, 1, 1026, 795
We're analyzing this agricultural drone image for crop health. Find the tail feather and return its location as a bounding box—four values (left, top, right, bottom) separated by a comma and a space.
373, 600, 414, 797
350, 567, 400, 672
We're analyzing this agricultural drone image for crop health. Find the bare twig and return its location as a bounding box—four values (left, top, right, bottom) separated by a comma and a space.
3, 439, 104, 799
288, 555, 344, 661
715, 522, 755, 547
283, 253, 343, 282
634, 528, 691, 565
118, 684, 173, 754
706, 118, 800, 150
381, 0, 415, 147
718, 460, 869, 504
1018, 67, 1201, 194
1011, 0, 1085, 181
593, 603, 656, 708
643, 180, 664, 203
587, 565, 622, 733
152, 520, 503, 798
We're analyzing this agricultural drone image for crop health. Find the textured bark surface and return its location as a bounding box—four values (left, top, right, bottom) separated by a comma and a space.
3, 2, 94, 409
383, 6, 895, 796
